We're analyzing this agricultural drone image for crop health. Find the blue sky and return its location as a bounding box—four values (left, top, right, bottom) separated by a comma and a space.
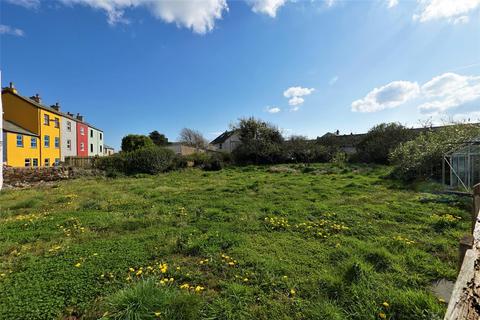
1, 0, 480, 149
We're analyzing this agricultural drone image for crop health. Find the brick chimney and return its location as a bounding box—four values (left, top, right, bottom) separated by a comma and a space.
30, 93, 41, 104
51, 102, 60, 111
76, 113, 84, 122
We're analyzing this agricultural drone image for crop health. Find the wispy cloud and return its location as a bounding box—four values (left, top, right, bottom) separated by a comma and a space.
6, 0, 40, 9
329, 76, 339, 85
0, 24, 25, 37
387, 0, 398, 8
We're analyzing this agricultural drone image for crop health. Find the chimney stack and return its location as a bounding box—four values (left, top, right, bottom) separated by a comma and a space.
51, 102, 60, 111
67, 112, 74, 117
5, 82, 17, 94
30, 93, 41, 104
76, 113, 84, 122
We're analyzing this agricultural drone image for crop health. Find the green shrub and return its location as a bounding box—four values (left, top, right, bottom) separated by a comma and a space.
124, 147, 175, 175
390, 123, 480, 181
95, 154, 126, 174
121, 135, 155, 152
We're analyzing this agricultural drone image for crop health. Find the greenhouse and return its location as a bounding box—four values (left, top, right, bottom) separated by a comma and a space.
443, 137, 480, 191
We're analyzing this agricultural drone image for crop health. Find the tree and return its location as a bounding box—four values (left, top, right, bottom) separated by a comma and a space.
179, 128, 208, 149
356, 123, 416, 164
390, 123, 480, 181
121, 134, 155, 152
149, 131, 169, 146
232, 117, 285, 164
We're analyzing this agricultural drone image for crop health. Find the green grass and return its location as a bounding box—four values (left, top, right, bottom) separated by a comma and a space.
0, 164, 470, 320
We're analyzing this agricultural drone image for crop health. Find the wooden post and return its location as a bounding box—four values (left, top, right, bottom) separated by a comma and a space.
459, 235, 473, 271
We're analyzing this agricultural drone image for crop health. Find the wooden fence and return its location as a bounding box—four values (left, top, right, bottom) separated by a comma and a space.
444, 184, 480, 319
64, 156, 96, 168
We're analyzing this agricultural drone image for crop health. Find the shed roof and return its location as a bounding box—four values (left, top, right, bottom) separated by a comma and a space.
210, 130, 237, 145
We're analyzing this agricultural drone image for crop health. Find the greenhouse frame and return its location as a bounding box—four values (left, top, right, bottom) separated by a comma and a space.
443, 137, 480, 192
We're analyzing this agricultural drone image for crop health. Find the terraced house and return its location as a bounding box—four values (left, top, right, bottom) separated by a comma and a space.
1, 83, 105, 167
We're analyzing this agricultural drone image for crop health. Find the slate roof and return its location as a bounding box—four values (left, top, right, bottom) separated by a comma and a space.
3, 119, 38, 137
210, 130, 237, 145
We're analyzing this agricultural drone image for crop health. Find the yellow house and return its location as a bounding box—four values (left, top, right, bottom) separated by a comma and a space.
3, 120, 41, 167
2, 84, 61, 166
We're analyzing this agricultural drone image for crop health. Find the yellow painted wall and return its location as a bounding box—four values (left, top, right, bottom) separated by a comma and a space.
5, 132, 40, 167
2, 92, 39, 134
39, 109, 61, 165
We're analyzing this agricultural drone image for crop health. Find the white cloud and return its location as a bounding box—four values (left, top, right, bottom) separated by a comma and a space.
329, 76, 339, 85
266, 106, 281, 113
249, 0, 286, 17
351, 81, 420, 112
58, 0, 228, 33
325, 0, 337, 7
283, 86, 315, 98
288, 96, 304, 106
388, 0, 398, 8
413, 0, 480, 24
0, 25, 25, 37
5, 0, 40, 9
282, 86, 315, 110
453, 15, 469, 24
419, 72, 480, 113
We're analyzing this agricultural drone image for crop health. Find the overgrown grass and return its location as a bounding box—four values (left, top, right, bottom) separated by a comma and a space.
0, 164, 470, 319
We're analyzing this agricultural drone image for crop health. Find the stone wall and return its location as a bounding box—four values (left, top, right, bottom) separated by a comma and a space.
3, 166, 81, 188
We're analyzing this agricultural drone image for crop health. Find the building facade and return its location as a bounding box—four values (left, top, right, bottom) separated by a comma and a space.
2, 82, 106, 167
210, 131, 241, 153
87, 126, 104, 157
76, 121, 88, 157
2, 120, 40, 167
60, 114, 78, 161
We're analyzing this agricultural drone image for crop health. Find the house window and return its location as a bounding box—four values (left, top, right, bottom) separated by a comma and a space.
25, 158, 31, 167
55, 137, 60, 148
90, 130, 93, 138
99, 133, 103, 140
80, 127, 85, 135
218, 143, 222, 150
16, 134, 23, 147
31, 137, 37, 148
80, 142, 85, 151
54, 117, 60, 128
44, 135, 50, 148
54, 158, 60, 166
67, 139, 71, 150
90, 144, 93, 153
44, 158, 50, 167
67, 121, 71, 132
100, 145, 103, 153
44, 114, 50, 125
32, 158, 38, 167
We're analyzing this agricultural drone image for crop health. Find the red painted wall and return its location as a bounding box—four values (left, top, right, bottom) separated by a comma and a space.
76, 122, 88, 156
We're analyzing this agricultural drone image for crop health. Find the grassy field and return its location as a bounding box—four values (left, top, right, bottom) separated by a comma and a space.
0, 164, 471, 320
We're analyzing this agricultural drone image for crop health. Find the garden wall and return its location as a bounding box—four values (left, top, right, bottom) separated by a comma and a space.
3, 166, 79, 187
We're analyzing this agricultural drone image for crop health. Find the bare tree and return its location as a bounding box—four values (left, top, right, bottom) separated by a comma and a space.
179, 128, 208, 149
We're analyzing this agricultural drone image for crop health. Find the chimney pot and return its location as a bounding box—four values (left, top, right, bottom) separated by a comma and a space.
51, 102, 60, 111
30, 93, 41, 103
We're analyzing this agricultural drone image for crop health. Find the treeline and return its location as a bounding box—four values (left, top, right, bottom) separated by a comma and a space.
96, 117, 480, 182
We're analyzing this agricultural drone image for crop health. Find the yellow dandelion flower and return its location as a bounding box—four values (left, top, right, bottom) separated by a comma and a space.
180, 283, 190, 289
74, 262, 81, 268
282, 276, 288, 279
129, 267, 135, 272
378, 312, 386, 319
228, 262, 235, 266
382, 302, 389, 308
195, 285, 204, 292
290, 289, 296, 295
154, 311, 161, 317
136, 270, 143, 276
169, 278, 174, 282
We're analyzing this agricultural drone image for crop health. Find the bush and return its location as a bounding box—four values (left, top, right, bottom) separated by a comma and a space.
356, 123, 416, 164
185, 152, 225, 171
232, 117, 285, 164
121, 134, 155, 152
94, 154, 126, 174
390, 123, 480, 181
124, 147, 175, 175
